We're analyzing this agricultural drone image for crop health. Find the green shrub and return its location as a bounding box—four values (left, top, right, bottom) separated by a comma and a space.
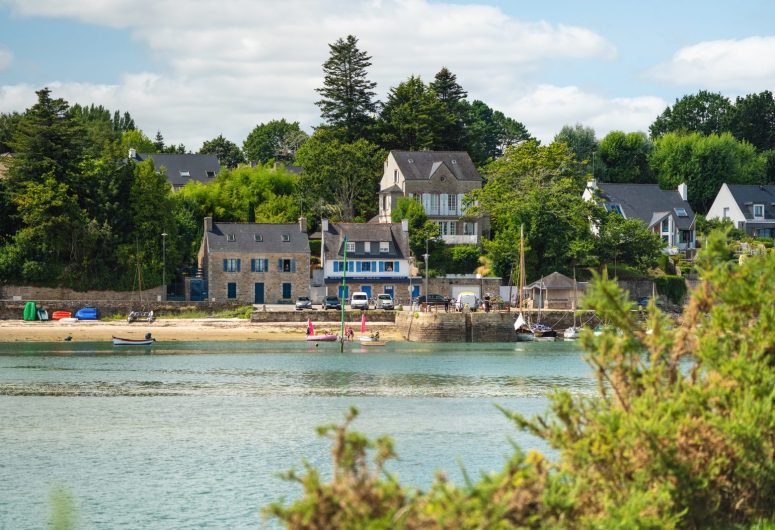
654, 274, 687, 304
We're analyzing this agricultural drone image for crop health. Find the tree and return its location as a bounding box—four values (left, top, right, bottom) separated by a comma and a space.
390, 196, 441, 260
429, 67, 468, 150
553, 123, 597, 172
243, 119, 308, 164
727, 90, 775, 152
595, 211, 663, 271
295, 131, 385, 221
597, 131, 653, 183
0, 111, 23, 153
650, 90, 732, 138
199, 134, 244, 169
650, 132, 765, 212
378, 75, 447, 150
464, 100, 532, 165
315, 35, 378, 142
121, 129, 156, 154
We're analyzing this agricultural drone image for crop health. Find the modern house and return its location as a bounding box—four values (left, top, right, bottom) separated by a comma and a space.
130, 149, 220, 190
377, 150, 488, 245
320, 219, 412, 302
706, 184, 775, 238
583, 180, 696, 254
197, 217, 310, 304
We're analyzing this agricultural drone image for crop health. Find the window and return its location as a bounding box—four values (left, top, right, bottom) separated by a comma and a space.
226, 234, 236, 242
451, 159, 457, 164
364, 242, 371, 253
605, 203, 624, 216
360, 261, 372, 272
674, 208, 688, 217
661, 218, 670, 233
723, 207, 730, 219
227, 282, 237, 299
206, 171, 215, 178
449, 221, 457, 236
384, 261, 394, 272
447, 193, 457, 214
463, 222, 475, 236
254, 234, 262, 242
278, 258, 296, 272
223, 258, 240, 272
438, 221, 448, 235
393, 169, 398, 183
430, 193, 439, 214
346, 241, 355, 253
380, 241, 389, 252
754, 204, 765, 218
251, 258, 268, 272
281, 234, 290, 242
180, 170, 190, 177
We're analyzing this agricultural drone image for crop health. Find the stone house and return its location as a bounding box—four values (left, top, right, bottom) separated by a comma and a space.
130, 149, 221, 190
706, 183, 775, 238
320, 219, 412, 302
198, 217, 310, 304
377, 150, 489, 245
523, 271, 585, 310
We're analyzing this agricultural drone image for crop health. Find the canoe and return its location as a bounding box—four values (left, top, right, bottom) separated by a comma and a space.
306, 334, 338, 342
52, 311, 73, 320
112, 336, 155, 346
75, 307, 100, 320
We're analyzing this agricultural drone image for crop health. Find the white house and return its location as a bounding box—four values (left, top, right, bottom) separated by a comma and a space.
706, 184, 775, 238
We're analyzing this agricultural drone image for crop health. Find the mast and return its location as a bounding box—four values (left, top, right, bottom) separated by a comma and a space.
340, 235, 348, 352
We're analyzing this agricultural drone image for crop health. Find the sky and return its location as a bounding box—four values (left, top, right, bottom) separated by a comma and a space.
1, 0, 774, 150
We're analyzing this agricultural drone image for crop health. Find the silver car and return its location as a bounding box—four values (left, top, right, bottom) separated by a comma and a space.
295, 296, 312, 310
376, 293, 394, 310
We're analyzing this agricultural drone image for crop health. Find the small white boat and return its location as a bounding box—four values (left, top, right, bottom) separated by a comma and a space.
112, 336, 155, 346
563, 326, 581, 340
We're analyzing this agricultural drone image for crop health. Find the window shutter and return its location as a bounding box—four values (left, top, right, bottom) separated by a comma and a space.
356, 261, 361, 272
291, 258, 296, 272
236, 259, 241, 272
278, 258, 283, 271
333, 261, 338, 273
263, 259, 268, 272
250, 259, 255, 272
223, 259, 227, 272
379, 261, 384, 272
394, 261, 399, 272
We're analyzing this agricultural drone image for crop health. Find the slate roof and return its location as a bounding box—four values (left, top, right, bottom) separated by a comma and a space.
136, 153, 220, 188
206, 222, 309, 254
323, 222, 410, 260
391, 151, 481, 182
595, 183, 695, 230
525, 272, 577, 290
726, 184, 775, 220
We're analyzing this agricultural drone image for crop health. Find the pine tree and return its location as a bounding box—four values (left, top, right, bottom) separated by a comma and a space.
315, 35, 377, 142
429, 67, 468, 150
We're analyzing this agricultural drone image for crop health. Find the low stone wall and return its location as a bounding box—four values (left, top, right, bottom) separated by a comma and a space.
0, 300, 244, 320
250, 310, 397, 323
397, 309, 601, 342
0, 284, 164, 302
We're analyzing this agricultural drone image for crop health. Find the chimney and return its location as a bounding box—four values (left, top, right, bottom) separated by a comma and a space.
321, 218, 329, 232
401, 218, 409, 233
204, 216, 213, 233
678, 182, 688, 201
298, 216, 307, 233
129, 148, 136, 160
586, 178, 597, 190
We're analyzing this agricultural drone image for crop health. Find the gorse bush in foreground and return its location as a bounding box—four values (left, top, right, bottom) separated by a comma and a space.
266, 230, 774, 529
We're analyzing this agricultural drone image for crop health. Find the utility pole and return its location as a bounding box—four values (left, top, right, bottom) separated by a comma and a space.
423, 239, 429, 302
161, 232, 167, 301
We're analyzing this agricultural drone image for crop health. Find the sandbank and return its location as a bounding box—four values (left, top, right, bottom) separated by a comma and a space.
0, 318, 402, 344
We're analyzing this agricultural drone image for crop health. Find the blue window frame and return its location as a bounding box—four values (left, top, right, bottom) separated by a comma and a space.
251, 258, 268, 272
227, 282, 237, 299
223, 258, 241, 272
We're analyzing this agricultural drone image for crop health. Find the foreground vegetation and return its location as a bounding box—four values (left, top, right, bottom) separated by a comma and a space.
266, 231, 774, 529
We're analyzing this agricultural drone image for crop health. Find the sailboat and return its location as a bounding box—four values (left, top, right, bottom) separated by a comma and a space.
305, 318, 338, 342
127, 249, 155, 324
514, 226, 535, 342
563, 268, 582, 340
357, 313, 385, 345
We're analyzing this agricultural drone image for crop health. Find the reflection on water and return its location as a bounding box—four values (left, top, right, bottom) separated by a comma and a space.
0, 340, 593, 530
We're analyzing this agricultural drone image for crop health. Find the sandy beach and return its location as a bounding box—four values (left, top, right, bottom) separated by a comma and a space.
0, 318, 402, 343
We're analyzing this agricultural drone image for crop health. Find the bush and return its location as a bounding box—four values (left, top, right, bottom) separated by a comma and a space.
654, 274, 687, 305
266, 230, 775, 529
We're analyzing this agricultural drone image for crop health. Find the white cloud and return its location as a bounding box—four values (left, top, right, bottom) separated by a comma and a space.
650, 36, 775, 91
0, 47, 12, 71
0, 0, 618, 149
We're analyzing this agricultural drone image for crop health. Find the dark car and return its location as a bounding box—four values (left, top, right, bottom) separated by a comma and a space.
416, 294, 448, 306
322, 295, 341, 310
295, 296, 313, 310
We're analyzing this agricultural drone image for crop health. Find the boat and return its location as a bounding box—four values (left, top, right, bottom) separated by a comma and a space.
112, 336, 155, 346
563, 269, 582, 340
357, 313, 384, 343
75, 307, 99, 320
514, 226, 535, 342
36, 309, 49, 321
127, 250, 155, 323
563, 326, 581, 340
305, 319, 338, 342
51, 311, 73, 320
530, 322, 557, 341
361, 341, 386, 347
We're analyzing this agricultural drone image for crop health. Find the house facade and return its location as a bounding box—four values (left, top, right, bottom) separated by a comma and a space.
198, 217, 310, 304
321, 219, 412, 302
706, 184, 775, 238
583, 180, 697, 253
131, 149, 220, 190
377, 150, 488, 245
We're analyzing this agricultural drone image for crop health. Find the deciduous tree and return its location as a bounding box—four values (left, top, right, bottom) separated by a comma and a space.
243, 119, 308, 164
199, 134, 244, 169
650, 90, 732, 138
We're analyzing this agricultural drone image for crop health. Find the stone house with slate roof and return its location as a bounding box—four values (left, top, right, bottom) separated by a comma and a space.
583, 180, 697, 254
377, 150, 488, 245
130, 149, 220, 190
523, 271, 586, 310
198, 217, 310, 304
706, 184, 775, 239
320, 219, 412, 303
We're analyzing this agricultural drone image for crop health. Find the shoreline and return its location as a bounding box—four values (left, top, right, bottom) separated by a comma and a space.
0, 318, 403, 343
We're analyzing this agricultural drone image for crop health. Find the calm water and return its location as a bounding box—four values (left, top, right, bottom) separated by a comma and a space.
0, 340, 594, 529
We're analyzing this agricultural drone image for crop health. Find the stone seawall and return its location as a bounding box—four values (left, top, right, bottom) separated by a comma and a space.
1, 284, 163, 302
0, 300, 244, 320
250, 310, 397, 323
397, 309, 600, 342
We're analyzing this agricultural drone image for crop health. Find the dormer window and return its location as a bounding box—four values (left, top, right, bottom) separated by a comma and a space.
408, 158, 413, 163
364, 242, 371, 253
674, 208, 688, 217
226, 234, 236, 242
206, 171, 215, 178
605, 203, 624, 216
380, 241, 389, 253
180, 170, 190, 178
451, 159, 457, 164
281, 234, 290, 242
254, 234, 263, 242
753, 204, 765, 219
346, 241, 355, 253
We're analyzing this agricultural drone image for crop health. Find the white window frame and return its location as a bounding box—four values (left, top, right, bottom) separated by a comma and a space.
380, 241, 389, 253
226, 234, 236, 242
447, 193, 457, 215
430, 193, 440, 215
753, 204, 765, 219
364, 242, 371, 253
346, 241, 355, 253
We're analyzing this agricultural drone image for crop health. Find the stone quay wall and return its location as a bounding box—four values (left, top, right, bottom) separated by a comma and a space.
250, 310, 397, 323
397, 309, 601, 342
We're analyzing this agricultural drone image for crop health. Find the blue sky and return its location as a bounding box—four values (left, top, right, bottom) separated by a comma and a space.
1, 0, 774, 149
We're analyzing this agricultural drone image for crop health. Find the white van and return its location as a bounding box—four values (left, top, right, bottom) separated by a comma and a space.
455, 292, 478, 312
350, 292, 370, 310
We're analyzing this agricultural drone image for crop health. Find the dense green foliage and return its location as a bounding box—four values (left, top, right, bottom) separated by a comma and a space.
553, 123, 597, 173
267, 232, 775, 529
597, 130, 653, 183
653, 274, 687, 305
199, 134, 244, 169
243, 119, 308, 164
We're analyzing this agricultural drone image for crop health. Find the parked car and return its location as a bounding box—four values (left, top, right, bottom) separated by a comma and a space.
322, 295, 341, 310
295, 296, 312, 310
350, 292, 370, 310
454, 292, 478, 312
376, 293, 394, 310
415, 294, 448, 307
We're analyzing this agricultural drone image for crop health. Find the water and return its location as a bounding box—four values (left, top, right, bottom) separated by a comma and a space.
0, 340, 594, 529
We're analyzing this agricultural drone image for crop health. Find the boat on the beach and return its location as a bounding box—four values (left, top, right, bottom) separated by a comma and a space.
305, 319, 338, 342
357, 313, 385, 344
112, 335, 155, 346
514, 226, 535, 342
51, 311, 73, 320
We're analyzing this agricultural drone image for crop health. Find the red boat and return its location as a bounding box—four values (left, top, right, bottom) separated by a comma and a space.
51, 311, 72, 320
304, 319, 338, 342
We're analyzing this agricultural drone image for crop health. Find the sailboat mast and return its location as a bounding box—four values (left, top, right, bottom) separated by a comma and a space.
340, 235, 348, 352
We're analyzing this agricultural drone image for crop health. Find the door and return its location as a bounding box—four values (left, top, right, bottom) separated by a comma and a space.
361, 286, 372, 299
384, 285, 394, 297
282, 282, 292, 299
338, 285, 349, 300
254, 283, 265, 304
411, 285, 420, 299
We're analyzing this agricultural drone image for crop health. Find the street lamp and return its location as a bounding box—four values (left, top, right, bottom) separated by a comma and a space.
161, 232, 167, 300
423, 239, 429, 302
